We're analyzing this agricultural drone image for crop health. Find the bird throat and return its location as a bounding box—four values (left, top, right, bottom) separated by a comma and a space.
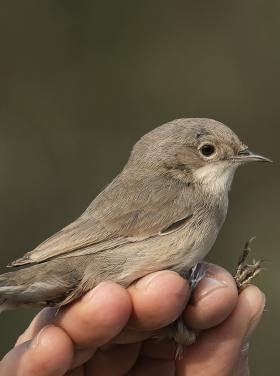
193, 162, 237, 196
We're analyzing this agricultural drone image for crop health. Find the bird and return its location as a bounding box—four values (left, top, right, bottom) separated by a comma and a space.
0, 118, 271, 315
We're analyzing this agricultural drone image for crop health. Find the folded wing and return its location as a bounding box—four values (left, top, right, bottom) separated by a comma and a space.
9, 173, 193, 266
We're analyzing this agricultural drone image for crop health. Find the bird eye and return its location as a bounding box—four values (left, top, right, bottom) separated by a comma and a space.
199, 144, 216, 157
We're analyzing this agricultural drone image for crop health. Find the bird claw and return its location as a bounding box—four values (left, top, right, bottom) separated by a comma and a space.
234, 237, 264, 291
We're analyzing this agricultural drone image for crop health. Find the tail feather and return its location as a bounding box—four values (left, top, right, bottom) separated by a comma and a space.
0, 258, 83, 310
0, 303, 15, 314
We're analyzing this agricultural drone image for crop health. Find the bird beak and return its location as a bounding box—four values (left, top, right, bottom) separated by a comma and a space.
233, 149, 273, 163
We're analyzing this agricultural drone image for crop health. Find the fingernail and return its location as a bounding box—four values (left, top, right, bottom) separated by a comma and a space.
31, 325, 53, 348
192, 276, 228, 303
135, 271, 178, 290
84, 281, 112, 301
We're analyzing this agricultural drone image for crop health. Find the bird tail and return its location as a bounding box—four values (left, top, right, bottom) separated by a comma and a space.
0, 259, 82, 312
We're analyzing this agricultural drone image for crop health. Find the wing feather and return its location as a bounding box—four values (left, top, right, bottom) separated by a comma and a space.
9, 173, 193, 266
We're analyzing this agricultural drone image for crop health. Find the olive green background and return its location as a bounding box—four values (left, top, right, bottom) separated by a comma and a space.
0, 1, 278, 374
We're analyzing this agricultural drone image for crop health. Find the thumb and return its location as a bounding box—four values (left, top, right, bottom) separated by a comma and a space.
176, 285, 265, 375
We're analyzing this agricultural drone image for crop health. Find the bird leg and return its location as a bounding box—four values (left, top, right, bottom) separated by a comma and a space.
234, 237, 264, 291
169, 263, 207, 359
171, 317, 196, 359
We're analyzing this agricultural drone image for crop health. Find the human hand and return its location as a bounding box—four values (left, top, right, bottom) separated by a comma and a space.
0, 263, 265, 375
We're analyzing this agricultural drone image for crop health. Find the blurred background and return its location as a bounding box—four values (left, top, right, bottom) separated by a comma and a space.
0, 0, 278, 373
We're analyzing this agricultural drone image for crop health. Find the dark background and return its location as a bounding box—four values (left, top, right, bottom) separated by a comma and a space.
0, 1, 278, 374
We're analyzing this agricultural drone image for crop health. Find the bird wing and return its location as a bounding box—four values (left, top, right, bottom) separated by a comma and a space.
9, 174, 194, 266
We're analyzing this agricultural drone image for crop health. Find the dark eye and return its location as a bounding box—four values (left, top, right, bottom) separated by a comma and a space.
200, 144, 216, 157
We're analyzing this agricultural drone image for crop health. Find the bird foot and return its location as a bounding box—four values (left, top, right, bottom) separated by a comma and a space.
234, 237, 264, 291
172, 317, 196, 360
152, 317, 196, 360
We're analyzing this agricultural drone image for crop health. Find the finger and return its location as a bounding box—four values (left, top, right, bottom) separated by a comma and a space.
176, 285, 265, 375
54, 281, 132, 369
15, 307, 57, 345
54, 281, 132, 348
17, 282, 132, 370
124, 265, 238, 360
18, 282, 132, 350
184, 263, 238, 329
1, 325, 73, 376
85, 343, 141, 375
127, 271, 190, 330
15, 309, 96, 371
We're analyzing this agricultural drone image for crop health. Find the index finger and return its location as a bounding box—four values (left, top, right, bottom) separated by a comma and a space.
16, 281, 132, 349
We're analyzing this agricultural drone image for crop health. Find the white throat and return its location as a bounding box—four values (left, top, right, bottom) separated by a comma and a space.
193, 162, 237, 196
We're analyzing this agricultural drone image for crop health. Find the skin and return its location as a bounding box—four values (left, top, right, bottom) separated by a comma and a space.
0, 263, 265, 376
